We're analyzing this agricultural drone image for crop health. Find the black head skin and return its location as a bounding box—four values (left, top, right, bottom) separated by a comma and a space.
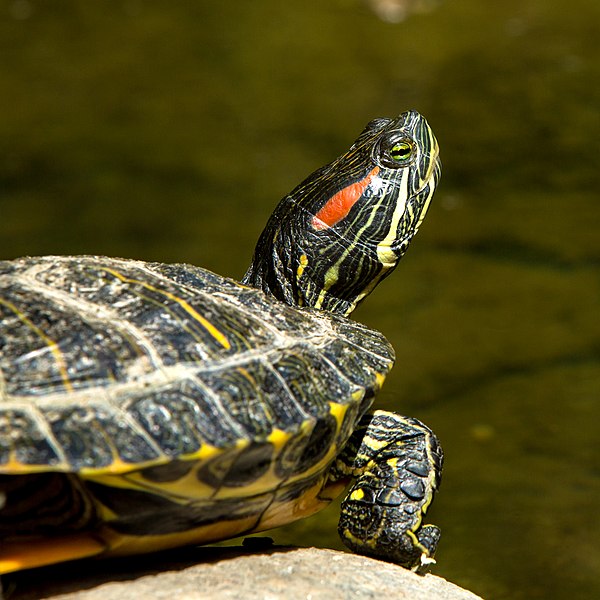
243, 110, 441, 316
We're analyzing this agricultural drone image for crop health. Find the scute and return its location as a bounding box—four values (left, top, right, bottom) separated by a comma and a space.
284, 414, 338, 475
0, 280, 153, 397
45, 403, 161, 470
123, 379, 241, 456
0, 408, 62, 469
0, 255, 394, 474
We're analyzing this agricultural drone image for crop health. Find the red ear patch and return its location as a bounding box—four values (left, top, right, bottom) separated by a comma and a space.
311, 166, 380, 231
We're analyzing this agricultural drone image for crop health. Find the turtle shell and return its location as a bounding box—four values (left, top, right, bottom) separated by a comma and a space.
0, 256, 393, 559
0, 255, 393, 473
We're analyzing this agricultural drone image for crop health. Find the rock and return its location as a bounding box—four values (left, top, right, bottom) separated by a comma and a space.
3, 546, 482, 600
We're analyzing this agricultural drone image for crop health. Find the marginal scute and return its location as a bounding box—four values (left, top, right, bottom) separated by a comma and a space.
84, 480, 197, 535
271, 348, 358, 417
200, 360, 304, 438
321, 337, 392, 395
290, 415, 338, 475
335, 400, 362, 450
273, 471, 324, 504
123, 378, 240, 454
273, 423, 312, 478
44, 403, 160, 470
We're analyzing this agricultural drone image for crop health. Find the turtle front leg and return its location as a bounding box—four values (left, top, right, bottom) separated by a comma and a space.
331, 409, 443, 572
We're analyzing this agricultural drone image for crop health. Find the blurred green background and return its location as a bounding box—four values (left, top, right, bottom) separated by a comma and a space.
1, 1, 599, 597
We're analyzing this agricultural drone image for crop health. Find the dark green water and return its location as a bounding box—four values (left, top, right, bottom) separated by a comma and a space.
1, 1, 599, 598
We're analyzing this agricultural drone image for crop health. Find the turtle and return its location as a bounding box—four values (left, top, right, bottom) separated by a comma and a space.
0, 110, 443, 578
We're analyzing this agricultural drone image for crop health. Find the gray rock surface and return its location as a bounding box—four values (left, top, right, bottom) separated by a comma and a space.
4, 546, 483, 600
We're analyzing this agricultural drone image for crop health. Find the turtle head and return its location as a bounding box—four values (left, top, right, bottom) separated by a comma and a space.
243, 110, 441, 316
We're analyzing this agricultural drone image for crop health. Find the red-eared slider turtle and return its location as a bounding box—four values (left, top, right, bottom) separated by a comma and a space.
0, 110, 442, 577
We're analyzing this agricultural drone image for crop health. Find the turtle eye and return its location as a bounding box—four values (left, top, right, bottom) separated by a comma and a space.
374, 134, 416, 168
389, 141, 413, 162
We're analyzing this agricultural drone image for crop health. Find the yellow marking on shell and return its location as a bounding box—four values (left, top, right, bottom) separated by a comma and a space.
83, 405, 352, 512
350, 488, 365, 501
0, 298, 74, 392
76, 438, 231, 478
268, 428, 292, 451
85, 444, 233, 504
85, 471, 179, 506
238, 367, 256, 386
180, 440, 229, 463
375, 372, 387, 388
98, 475, 333, 561
296, 253, 308, 280
0, 472, 339, 574
79, 459, 159, 479
328, 400, 349, 427
1, 452, 27, 473
100, 267, 230, 350
74, 441, 226, 478
0, 452, 68, 475
351, 388, 364, 402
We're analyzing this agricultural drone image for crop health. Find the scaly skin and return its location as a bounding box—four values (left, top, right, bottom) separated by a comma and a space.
332, 410, 443, 572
